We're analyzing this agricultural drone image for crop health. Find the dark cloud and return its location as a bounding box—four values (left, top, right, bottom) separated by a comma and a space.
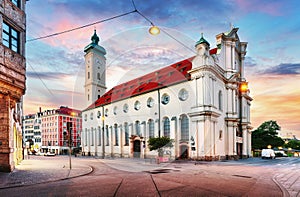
263, 63, 300, 75
26, 71, 70, 80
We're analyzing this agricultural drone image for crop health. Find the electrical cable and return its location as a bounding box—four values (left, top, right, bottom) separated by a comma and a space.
27, 10, 137, 42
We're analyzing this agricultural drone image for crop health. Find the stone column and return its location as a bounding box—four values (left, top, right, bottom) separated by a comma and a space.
197, 120, 205, 159
242, 127, 247, 158
247, 130, 252, 157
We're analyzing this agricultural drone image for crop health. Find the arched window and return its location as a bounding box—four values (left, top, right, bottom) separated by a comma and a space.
135, 121, 141, 136
124, 122, 129, 146
105, 125, 109, 146
88, 72, 90, 79
114, 124, 119, 146
97, 111, 101, 118
163, 117, 170, 137
91, 127, 94, 146
84, 128, 88, 146
218, 90, 223, 110
97, 73, 100, 80
98, 126, 101, 146
180, 115, 189, 141
148, 119, 154, 138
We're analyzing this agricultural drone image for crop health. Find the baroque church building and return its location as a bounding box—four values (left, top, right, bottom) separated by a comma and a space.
82, 28, 252, 161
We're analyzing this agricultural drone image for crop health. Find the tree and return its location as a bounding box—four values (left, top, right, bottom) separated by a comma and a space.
148, 136, 173, 157
284, 140, 300, 150
252, 120, 284, 149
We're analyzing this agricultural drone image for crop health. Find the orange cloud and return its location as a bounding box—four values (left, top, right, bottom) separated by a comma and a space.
249, 74, 300, 135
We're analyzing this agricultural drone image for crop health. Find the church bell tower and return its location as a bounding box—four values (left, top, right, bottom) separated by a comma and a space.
84, 30, 107, 107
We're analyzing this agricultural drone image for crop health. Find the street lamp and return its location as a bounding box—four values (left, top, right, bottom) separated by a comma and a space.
67, 122, 72, 170
149, 25, 160, 35
267, 145, 272, 149
239, 81, 248, 93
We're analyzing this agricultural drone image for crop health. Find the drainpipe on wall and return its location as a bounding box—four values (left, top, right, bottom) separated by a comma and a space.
102, 106, 105, 159
158, 89, 161, 138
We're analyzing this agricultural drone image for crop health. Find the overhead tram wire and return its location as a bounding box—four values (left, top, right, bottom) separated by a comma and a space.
26, 10, 137, 42
25, 0, 197, 100
27, 60, 55, 97
26, 0, 196, 54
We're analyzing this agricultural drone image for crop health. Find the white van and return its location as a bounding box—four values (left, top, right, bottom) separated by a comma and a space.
261, 149, 275, 159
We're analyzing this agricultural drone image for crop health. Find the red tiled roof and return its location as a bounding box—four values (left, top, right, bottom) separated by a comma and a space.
86, 48, 217, 110
56, 106, 81, 116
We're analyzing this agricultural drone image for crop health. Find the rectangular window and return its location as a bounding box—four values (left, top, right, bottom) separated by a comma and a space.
2, 22, 20, 54
11, 0, 20, 8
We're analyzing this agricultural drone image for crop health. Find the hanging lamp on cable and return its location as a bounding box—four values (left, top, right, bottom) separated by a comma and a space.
149, 25, 160, 35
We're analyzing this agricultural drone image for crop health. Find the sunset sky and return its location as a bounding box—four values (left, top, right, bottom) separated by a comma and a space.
24, 0, 300, 137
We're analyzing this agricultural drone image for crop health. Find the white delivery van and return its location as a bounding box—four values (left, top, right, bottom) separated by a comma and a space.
261, 149, 275, 159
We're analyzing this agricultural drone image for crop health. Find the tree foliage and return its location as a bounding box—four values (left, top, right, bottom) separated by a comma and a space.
284, 140, 300, 150
252, 120, 284, 149
148, 136, 173, 156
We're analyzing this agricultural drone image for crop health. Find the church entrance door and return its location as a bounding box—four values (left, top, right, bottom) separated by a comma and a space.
179, 145, 188, 159
133, 140, 141, 158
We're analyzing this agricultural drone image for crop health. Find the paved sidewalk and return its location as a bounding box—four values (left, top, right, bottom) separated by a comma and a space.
274, 168, 300, 197
0, 156, 92, 189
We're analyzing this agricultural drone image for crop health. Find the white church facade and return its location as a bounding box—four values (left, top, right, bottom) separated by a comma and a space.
82, 28, 252, 161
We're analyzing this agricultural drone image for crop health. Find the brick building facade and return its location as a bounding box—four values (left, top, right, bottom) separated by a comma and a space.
0, 0, 26, 172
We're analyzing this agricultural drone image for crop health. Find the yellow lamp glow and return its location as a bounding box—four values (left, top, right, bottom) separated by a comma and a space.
149, 25, 160, 35
239, 81, 248, 93
267, 145, 272, 149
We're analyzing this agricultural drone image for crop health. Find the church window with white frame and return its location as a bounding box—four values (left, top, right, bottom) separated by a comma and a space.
135, 121, 141, 136
114, 124, 119, 146
178, 88, 189, 101
105, 126, 109, 146
98, 126, 101, 146
124, 122, 129, 146
161, 93, 170, 105
218, 90, 223, 110
134, 101, 141, 111
180, 114, 189, 141
123, 104, 129, 113
147, 97, 154, 108
148, 119, 154, 138
163, 117, 170, 137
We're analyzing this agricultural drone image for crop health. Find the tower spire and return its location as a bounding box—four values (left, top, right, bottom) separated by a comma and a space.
91, 29, 99, 45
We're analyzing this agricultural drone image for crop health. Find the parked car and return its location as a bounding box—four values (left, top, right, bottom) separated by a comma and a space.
35, 152, 45, 156
274, 150, 288, 157
261, 149, 275, 159
44, 152, 56, 156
